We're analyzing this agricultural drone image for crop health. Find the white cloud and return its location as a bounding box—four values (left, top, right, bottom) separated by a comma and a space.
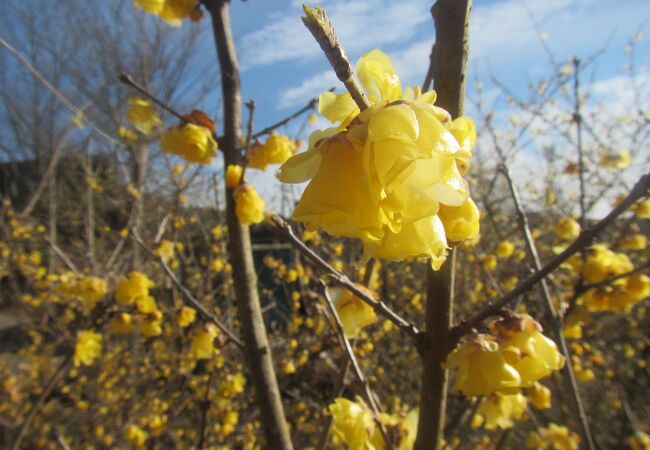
239, 0, 431, 70
278, 70, 337, 109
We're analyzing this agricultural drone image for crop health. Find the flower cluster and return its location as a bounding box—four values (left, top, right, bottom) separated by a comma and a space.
278, 49, 479, 269
328, 397, 417, 450
248, 132, 297, 171
74, 330, 103, 367
160, 123, 218, 164
578, 244, 650, 311
526, 423, 580, 450
445, 313, 564, 399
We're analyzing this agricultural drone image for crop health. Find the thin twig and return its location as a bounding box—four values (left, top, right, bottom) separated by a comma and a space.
132, 234, 244, 348
196, 372, 214, 450
44, 237, 79, 274
10, 354, 72, 450
319, 283, 394, 450
499, 164, 596, 450
453, 171, 650, 342
301, 6, 371, 110
118, 72, 187, 123
269, 216, 420, 341
253, 95, 319, 139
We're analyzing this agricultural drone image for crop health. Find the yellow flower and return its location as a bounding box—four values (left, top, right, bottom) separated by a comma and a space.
71, 111, 85, 129
74, 275, 108, 304
159, 0, 196, 26
599, 150, 631, 169
368, 408, 419, 450
632, 199, 650, 218
225, 165, 243, 188
154, 240, 175, 263
445, 334, 521, 396
628, 431, 650, 450
140, 311, 163, 337
233, 183, 265, 225
554, 218, 580, 240
176, 306, 197, 327
133, 0, 165, 14
160, 123, 217, 164
74, 330, 102, 367
125, 424, 149, 447
118, 126, 139, 142
135, 295, 158, 314
473, 393, 527, 430
496, 241, 515, 258
528, 382, 551, 409
109, 313, 133, 335
437, 198, 480, 243
190, 323, 219, 359
115, 271, 154, 305
483, 254, 497, 271
328, 397, 375, 450
526, 423, 580, 450
620, 233, 647, 250
247, 133, 296, 171
333, 289, 378, 338
492, 313, 565, 387
279, 49, 475, 270
126, 97, 162, 135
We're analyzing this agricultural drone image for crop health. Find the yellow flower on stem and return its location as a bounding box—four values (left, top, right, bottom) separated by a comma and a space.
133, 0, 165, 14
247, 133, 296, 171
632, 199, 650, 218
444, 334, 522, 396
473, 393, 527, 430
154, 240, 175, 263
225, 164, 243, 188
140, 311, 163, 337
190, 323, 219, 360
332, 288, 378, 338
526, 423, 580, 450
554, 217, 580, 240
528, 382, 552, 409
491, 313, 565, 387
496, 241, 515, 258
328, 397, 375, 450
437, 198, 480, 243
126, 97, 162, 135
109, 313, 133, 335
233, 183, 265, 225
74, 330, 102, 367
115, 271, 154, 305
176, 306, 197, 328
279, 49, 476, 270
160, 123, 218, 164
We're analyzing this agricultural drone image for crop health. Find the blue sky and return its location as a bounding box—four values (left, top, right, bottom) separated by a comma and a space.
215, 0, 649, 211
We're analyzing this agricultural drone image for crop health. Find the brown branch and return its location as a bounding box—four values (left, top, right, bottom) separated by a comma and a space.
301, 5, 371, 111
196, 372, 214, 450
204, 1, 294, 448
269, 216, 420, 341
453, 170, 650, 341
44, 236, 79, 275
414, 1, 472, 449
499, 164, 596, 450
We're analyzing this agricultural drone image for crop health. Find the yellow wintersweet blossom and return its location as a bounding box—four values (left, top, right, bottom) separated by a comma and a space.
496, 241, 515, 258
554, 217, 580, 240
190, 323, 219, 359
225, 164, 243, 188
491, 313, 565, 387
126, 97, 162, 135
74, 330, 102, 367
140, 311, 163, 337
528, 382, 551, 409
599, 150, 631, 169
134, 0, 196, 26
278, 49, 476, 270
125, 424, 149, 447
328, 397, 375, 450
247, 133, 297, 171
71, 275, 108, 310
445, 334, 522, 396
472, 393, 527, 430
437, 198, 480, 243
115, 271, 154, 305
109, 313, 133, 335
233, 183, 265, 225
632, 199, 650, 218
628, 431, 650, 450
154, 240, 175, 263
160, 123, 218, 164
333, 289, 378, 338
620, 233, 647, 250
526, 423, 580, 450
176, 306, 197, 328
